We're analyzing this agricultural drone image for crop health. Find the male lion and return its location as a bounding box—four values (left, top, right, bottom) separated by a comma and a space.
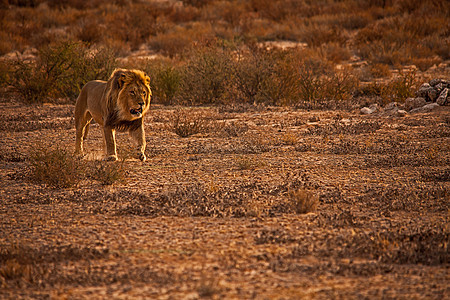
74, 68, 151, 161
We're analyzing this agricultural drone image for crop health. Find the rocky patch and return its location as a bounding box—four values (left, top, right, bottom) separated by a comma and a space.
361, 78, 449, 116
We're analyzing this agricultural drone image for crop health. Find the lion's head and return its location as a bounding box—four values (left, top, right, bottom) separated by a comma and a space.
104, 69, 152, 131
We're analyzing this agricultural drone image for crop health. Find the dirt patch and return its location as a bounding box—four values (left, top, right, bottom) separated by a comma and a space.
0, 101, 448, 299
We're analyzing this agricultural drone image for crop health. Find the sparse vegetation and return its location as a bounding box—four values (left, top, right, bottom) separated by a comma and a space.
28, 146, 127, 187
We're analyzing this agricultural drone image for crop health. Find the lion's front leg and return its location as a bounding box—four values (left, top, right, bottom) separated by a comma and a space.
103, 126, 118, 161
130, 125, 146, 162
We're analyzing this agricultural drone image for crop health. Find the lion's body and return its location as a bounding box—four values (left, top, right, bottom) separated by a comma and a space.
74, 69, 151, 161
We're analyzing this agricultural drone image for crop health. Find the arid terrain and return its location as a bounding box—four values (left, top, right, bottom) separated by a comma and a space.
0, 99, 448, 299
0, 1, 449, 298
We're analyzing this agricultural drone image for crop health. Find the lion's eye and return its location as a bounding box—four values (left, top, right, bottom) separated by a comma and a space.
130, 90, 135, 96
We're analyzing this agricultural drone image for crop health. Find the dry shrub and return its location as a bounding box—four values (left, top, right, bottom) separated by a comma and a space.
112, 182, 262, 218
148, 22, 214, 57
29, 147, 82, 188
9, 41, 116, 103
370, 63, 392, 78
88, 160, 126, 186
231, 45, 278, 104
169, 109, 213, 138
299, 23, 348, 47
356, 68, 418, 104
412, 57, 442, 72
321, 43, 352, 64
236, 156, 262, 170
75, 19, 103, 44
141, 59, 181, 105
179, 42, 233, 105
289, 189, 319, 214
28, 146, 127, 188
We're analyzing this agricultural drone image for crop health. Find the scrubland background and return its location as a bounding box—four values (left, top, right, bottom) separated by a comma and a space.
1, 0, 449, 106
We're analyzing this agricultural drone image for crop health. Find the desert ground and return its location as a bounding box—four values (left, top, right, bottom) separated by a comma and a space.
0, 98, 448, 299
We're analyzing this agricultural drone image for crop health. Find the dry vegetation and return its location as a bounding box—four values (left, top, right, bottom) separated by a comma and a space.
0, 0, 449, 299
0, 0, 449, 105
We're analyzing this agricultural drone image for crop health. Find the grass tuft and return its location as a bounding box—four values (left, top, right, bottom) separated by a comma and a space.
288, 189, 319, 214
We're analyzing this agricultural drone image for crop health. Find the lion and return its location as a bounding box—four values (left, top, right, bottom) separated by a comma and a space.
74, 68, 152, 161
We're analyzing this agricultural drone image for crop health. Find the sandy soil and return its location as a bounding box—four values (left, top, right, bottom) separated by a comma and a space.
0, 99, 448, 299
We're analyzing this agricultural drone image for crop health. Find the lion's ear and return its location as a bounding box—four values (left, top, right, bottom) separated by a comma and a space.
117, 73, 127, 89
144, 74, 150, 86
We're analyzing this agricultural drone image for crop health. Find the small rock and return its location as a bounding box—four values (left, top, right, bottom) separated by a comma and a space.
416, 83, 430, 95
384, 102, 398, 111
380, 107, 408, 118
405, 97, 426, 111
360, 103, 380, 115
436, 88, 448, 106
429, 79, 442, 86
370, 103, 380, 111
435, 83, 446, 93
360, 107, 373, 115
428, 87, 439, 101
410, 103, 440, 114
397, 109, 407, 117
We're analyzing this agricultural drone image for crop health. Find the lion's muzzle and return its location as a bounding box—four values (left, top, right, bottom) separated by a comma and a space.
130, 103, 144, 118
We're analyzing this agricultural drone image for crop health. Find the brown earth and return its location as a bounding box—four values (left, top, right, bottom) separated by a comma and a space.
0, 99, 449, 299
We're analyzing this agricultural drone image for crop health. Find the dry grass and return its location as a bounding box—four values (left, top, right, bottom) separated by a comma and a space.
29, 147, 82, 188
288, 189, 319, 214
168, 109, 215, 137
27, 146, 126, 188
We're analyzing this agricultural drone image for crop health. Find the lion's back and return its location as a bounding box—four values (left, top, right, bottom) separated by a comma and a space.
75, 80, 108, 124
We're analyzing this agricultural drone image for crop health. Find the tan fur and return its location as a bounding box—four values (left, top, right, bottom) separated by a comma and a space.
74, 69, 152, 161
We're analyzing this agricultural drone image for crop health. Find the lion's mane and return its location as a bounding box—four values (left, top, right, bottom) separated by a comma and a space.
104, 69, 151, 132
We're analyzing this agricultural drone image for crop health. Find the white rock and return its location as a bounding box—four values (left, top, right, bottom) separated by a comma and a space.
397, 109, 407, 117
360, 107, 374, 115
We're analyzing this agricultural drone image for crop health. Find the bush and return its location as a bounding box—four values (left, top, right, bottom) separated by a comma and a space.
9, 41, 117, 103
169, 109, 213, 137
30, 147, 82, 188
231, 45, 275, 104
356, 68, 419, 104
179, 42, 233, 105
143, 59, 181, 105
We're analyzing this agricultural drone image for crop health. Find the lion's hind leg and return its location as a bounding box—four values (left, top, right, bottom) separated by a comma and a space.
75, 111, 92, 157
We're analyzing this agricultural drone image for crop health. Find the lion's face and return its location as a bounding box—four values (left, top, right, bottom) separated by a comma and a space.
116, 70, 152, 121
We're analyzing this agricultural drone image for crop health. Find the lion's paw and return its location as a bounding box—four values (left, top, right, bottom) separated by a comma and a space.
105, 155, 118, 162
138, 152, 147, 162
